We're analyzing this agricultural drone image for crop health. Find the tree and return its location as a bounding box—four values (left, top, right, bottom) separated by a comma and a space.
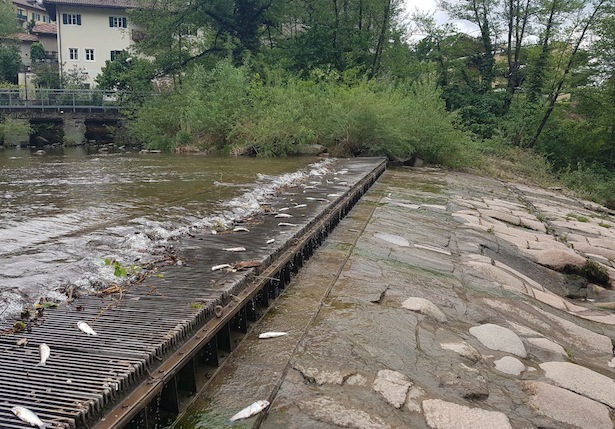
95, 52, 155, 93
0, 44, 21, 83
30, 42, 46, 62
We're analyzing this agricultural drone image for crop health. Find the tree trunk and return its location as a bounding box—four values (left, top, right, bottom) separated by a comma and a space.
369, 0, 392, 79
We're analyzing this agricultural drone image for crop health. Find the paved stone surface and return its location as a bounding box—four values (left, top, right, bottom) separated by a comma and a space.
402, 297, 448, 322
469, 323, 527, 357
540, 362, 615, 408
525, 381, 613, 429
372, 369, 412, 409
422, 399, 513, 429
172, 168, 615, 429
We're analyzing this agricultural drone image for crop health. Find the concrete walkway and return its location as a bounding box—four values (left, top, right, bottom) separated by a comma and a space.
174, 167, 615, 429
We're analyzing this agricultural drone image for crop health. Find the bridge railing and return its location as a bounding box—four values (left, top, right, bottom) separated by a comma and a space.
0, 89, 138, 112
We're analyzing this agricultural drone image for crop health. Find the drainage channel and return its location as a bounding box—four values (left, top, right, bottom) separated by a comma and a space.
0, 157, 386, 429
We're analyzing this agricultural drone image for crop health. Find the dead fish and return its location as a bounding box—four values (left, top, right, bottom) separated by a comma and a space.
275, 213, 293, 218
327, 193, 341, 197
77, 321, 97, 336
278, 222, 297, 227
11, 405, 46, 428
266, 239, 275, 244
233, 227, 249, 232
258, 332, 288, 339
16, 338, 28, 347
212, 264, 232, 271
278, 207, 290, 211
293, 204, 307, 209
38, 343, 50, 366
211, 230, 218, 235
229, 400, 270, 422
223, 247, 246, 252
234, 260, 262, 270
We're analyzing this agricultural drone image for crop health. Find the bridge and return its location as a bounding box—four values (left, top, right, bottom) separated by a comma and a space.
0, 88, 130, 113
0, 89, 144, 147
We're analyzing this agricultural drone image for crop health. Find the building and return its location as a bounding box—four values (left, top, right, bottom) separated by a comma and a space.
13, 0, 52, 28
42, 0, 138, 87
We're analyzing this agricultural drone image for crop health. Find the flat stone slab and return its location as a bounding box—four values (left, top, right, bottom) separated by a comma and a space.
526, 337, 567, 358
540, 362, 615, 408
469, 323, 527, 357
493, 356, 525, 376
440, 342, 482, 362
373, 369, 412, 409
525, 381, 613, 429
299, 397, 391, 429
374, 232, 409, 247
402, 297, 447, 322
422, 399, 512, 429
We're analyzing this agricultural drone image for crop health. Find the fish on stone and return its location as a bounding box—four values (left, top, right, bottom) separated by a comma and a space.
258, 332, 288, 339
293, 204, 307, 209
77, 321, 97, 336
11, 405, 46, 428
233, 260, 262, 270
212, 264, 232, 271
278, 207, 290, 211
16, 338, 28, 347
233, 227, 249, 232
266, 239, 275, 244
229, 400, 270, 422
223, 247, 246, 252
38, 343, 50, 366
278, 222, 297, 227
275, 213, 293, 218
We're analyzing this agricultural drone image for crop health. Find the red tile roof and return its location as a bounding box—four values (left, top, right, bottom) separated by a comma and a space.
43, 0, 138, 8
32, 22, 57, 34
12, 0, 46, 11
9, 32, 39, 42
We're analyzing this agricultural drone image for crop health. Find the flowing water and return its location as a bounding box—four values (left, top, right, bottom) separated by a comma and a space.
0, 146, 319, 322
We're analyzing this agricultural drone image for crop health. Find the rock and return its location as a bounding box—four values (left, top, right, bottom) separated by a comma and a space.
525, 381, 613, 429
345, 373, 367, 386
440, 342, 482, 362
422, 399, 512, 429
374, 232, 409, 247
299, 397, 391, 429
469, 324, 527, 358
401, 297, 447, 322
292, 144, 326, 156
526, 337, 567, 358
372, 369, 412, 409
493, 356, 525, 376
405, 386, 425, 413
293, 364, 347, 386
35, 150, 45, 155
540, 362, 615, 408
523, 248, 587, 271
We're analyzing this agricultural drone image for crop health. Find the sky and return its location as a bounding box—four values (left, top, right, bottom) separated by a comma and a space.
402, 0, 480, 40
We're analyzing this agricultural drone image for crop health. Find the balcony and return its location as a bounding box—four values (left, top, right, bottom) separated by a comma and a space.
17, 12, 27, 21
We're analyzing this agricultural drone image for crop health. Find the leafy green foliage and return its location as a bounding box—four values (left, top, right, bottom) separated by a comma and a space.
30, 42, 46, 63
0, 45, 21, 84
95, 52, 155, 93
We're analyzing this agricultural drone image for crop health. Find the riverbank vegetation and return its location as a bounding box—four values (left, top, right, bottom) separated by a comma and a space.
94, 0, 615, 206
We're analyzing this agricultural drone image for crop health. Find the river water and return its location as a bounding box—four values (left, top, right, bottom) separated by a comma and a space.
0, 147, 320, 322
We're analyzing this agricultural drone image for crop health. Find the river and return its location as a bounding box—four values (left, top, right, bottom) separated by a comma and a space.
0, 146, 320, 323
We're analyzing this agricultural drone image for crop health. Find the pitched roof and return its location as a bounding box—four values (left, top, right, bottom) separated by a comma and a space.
9, 32, 39, 42
32, 22, 57, 34
13, 0, 47, 11
43, 0, 138, 8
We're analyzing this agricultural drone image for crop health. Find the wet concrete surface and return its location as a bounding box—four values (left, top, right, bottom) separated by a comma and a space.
174, 167, 615, 429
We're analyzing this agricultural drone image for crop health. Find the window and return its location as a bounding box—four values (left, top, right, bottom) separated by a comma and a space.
32, 13, 41, 21
110, 50, 125, 61
62, 13, 81, 25
109, 16, 127, 28
43, 16, 50, 23
85, 49, 94, 61
69, 48, 78, 60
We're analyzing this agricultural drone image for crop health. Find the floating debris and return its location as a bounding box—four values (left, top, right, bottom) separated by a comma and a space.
77, 321, 97, 336
234, 260, 262, 270
224, 247, 246, 252
229, 400, 270, 422
11, 405, 46, 428
38, 343, 50, 366
16, 338, 28, 347
275, 213, 293, 218
233, 227, 250, 232
258, 332, 288, 339
266, 239, 275, 244
212, 264, 232, 272
278, 222, 297, 227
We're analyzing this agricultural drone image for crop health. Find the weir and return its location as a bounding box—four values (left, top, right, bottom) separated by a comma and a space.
0, 157, 387, 429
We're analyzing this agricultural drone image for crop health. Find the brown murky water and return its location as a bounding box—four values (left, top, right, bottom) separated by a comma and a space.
0, 146, 316, 320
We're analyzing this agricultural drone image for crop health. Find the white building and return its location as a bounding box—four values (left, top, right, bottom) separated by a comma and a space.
43, 0, 137, 87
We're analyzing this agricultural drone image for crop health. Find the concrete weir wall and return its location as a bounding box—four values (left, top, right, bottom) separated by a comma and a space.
0, 158, 386, 429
